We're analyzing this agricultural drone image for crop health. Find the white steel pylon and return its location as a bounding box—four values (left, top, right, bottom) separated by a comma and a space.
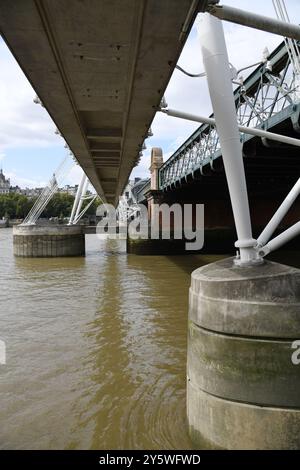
22, 155, 73, 226
198, 13, 262, 266
68, 173, 98, 225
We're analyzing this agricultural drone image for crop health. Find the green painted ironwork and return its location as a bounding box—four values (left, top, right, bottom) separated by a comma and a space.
136, 40, 300, 202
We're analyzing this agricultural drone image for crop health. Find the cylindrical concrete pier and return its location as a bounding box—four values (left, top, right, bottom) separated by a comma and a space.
188, 257, 300, 449
13, 225, 85, 257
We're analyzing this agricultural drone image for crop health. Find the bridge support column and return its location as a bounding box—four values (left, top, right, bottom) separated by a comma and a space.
127, 147, 186, 255
188, 257, 300, 449
13, 225, 85, 257
198, 13, 261, 266
186, 12, 300, 449
148, 147, 164, 222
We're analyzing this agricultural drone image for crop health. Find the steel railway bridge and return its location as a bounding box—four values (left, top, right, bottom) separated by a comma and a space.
136, 38, 300, 203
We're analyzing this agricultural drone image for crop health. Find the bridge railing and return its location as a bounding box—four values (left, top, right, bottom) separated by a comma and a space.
159, 40, 299, 190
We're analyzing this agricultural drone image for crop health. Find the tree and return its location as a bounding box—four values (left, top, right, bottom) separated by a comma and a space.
0, 191, 102, 221
0, 193, 35, 219
42, 193, 75, 218
82, 196, 102, 215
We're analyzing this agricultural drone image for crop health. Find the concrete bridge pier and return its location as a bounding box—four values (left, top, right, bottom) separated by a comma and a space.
127, 147, 190, 255
13, 225, 85, 257
188, 257, 300, 449
187, 12, 300, 449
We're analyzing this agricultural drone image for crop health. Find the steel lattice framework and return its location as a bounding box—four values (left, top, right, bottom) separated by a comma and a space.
158, 40, 300, 191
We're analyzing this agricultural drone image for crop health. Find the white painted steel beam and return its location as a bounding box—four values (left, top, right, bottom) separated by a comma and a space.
259, 222, 300, 256
74, 177, 89, 223
68, 174, 87, 225
257, 178, 300, 248
196, 14, 261, 264
160, 109, 300, 149
208, 3, 300, 41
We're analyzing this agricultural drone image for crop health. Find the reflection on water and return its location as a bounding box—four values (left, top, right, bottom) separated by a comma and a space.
0, 228, 224, 449
1, 228, 298, 449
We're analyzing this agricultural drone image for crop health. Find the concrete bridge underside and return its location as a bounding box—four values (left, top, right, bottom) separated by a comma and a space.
0, 0, 209, 204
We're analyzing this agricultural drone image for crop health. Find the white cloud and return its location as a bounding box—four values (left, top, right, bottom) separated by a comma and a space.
65, 165, 83, 186
6, 163, 83, 189
5, 170, 47, 189
0, 39, 63, 153
132, 0, 300, 179
1, 1, 300, 186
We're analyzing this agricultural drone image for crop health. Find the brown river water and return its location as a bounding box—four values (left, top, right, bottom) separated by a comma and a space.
0, 228, 225, 450
0, 228, 299, 450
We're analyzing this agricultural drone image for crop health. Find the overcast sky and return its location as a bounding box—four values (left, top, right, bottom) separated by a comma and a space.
1, 0, 300, 189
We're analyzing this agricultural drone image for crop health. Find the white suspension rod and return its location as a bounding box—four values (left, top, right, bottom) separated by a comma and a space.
31, 183, 59, 224
73, 195, 97, 225
68, 174, 87, 225
198, 13, 260, 266
257, 178, 300, 247
23, 179, 58, 225
259, 221, 300, 256
74, 177, 89, 222
160, 108, 300, 148
208, 3, 300, 41
23, 185, 52, 224
24, 159, 70, 223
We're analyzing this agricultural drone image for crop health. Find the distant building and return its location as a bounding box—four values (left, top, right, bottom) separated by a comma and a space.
58, 184, 78, 196
9, 185, 22, 195
123, 180, 135, 206
0, 169, 78, 199
9, 185, 43, 198
21, 187, 44, 198
121, 177, 148, 205
131, 177, 148, 200
0, 169, 10, 194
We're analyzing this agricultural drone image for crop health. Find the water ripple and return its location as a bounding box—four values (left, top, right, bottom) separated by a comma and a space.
0, 229, 205, 449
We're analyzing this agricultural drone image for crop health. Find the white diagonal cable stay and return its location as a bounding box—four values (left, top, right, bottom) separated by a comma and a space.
22, 154, 74, 226
68, 172, 103, 225
117, 181, 140, 223
273, 0, 300, 100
